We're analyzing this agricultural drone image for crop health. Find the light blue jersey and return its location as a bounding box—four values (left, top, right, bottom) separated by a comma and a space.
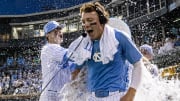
87, 30, 142, 92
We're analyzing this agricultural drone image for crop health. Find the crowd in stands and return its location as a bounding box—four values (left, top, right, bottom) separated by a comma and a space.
140, 34, 180, 55
8, 37, 46, 47
0, 68, 42, 95
4, 56, 39, 68
0, 47, 42, 95
0, 30, 179, 96
138, 33, 180, 68
158, 37, 176, 54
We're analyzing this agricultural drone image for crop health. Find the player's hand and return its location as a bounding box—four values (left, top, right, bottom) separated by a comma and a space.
120, 87, 136, 101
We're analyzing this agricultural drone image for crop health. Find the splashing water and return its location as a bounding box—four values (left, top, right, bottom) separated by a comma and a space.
135, 67, 180, 101
59, 14, 180, 101
59, 67, 88, 101
60, 66, 180, 101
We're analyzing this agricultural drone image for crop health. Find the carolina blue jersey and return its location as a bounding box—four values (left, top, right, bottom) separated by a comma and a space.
87, 30, 142, 92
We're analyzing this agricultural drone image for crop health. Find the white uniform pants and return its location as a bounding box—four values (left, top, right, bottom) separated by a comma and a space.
87, 91, 126, 101
39, 91, 62, 101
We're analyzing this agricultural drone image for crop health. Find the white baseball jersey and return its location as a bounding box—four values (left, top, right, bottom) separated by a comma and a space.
39, 43, 70, 101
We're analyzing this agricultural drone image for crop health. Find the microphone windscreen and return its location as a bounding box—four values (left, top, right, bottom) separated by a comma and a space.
81, 32, 87, 37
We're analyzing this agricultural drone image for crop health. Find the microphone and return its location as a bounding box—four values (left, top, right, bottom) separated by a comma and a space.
81, 29, 87, 37
81, 22, 96, 37
81, 32, 87, 37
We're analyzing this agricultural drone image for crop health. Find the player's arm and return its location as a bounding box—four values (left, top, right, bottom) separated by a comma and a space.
71, 68, 81, 80
121, 59, 144, 101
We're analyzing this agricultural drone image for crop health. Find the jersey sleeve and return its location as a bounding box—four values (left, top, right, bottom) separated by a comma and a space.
115, 30, 142, 64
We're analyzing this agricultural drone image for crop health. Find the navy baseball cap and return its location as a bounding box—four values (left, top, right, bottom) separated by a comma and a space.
43, 21, 64, 34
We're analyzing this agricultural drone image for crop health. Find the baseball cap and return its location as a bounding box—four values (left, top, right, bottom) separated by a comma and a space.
140, 44, 154, 56
43, 21, 64, 34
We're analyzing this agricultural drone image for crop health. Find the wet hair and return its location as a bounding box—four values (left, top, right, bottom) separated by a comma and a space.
80, 2, 109, 24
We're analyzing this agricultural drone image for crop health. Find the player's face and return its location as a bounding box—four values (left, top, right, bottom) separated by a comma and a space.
81, 11, 104, 40
47, 27, 63, 44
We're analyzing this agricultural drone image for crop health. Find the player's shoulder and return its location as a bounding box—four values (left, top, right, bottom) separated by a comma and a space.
114, 29, 131, 42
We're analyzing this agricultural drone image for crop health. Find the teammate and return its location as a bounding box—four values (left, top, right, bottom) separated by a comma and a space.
39, 21, 71, 101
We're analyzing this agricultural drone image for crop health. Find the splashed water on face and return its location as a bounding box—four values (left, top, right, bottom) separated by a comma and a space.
59, 67, 180, 101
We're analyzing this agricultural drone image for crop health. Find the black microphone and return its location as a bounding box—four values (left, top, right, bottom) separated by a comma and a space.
81, 29, 87, 37
81, 22, 96, 37
81, 32, 87, 37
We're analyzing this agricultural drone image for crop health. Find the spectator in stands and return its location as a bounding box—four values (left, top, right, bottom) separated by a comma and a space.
0, 69, 42, 95
174, 35, 180, 47
13, 79, 24, 95
140, 44, 154, 61
140, 44, 158, 77
6, 56, 14, 66
39, 21, 71, 101
0, 78, 2, 94
3, 75, 11, 94
158, 37, 174, 54
69, 2, 144, 101
17, 55, 25, 67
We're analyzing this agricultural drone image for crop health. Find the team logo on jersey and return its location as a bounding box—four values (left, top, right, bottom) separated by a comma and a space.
93, 52, 102, 62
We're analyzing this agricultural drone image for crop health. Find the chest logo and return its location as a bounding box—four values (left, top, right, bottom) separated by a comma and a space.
93, 52, 102, 62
